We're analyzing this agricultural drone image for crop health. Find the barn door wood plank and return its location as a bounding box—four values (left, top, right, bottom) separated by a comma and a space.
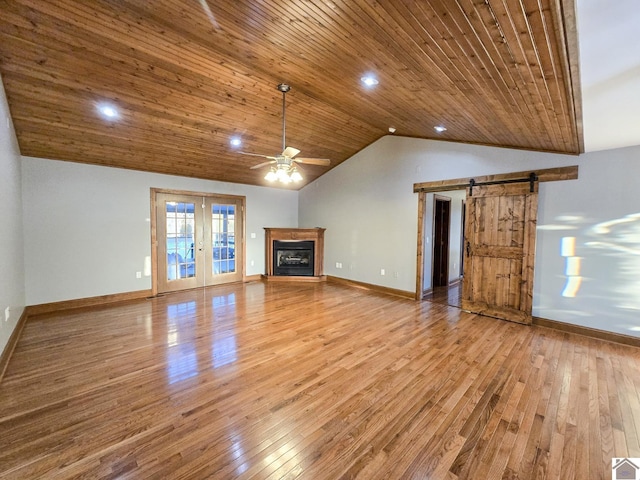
462, 182, 538, 324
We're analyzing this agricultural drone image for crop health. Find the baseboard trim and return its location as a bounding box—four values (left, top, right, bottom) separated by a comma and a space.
0, 309, 29, 383
327, 276, 415, 300
26, 289, 154, 317
262, 274, 327, 283
533, 316, 640, 348
27, 274, 266, 317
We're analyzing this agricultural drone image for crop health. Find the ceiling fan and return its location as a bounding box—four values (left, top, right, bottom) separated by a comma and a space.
240, 84, 330, 183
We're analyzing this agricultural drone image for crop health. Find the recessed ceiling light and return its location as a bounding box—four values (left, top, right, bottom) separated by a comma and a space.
230, 136, 242, 147
96, 102, 119, 120
434, 125, 447, 133
360, 75, 379, 87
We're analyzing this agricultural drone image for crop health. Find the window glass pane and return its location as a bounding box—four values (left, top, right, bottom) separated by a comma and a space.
166, 202, 195, 280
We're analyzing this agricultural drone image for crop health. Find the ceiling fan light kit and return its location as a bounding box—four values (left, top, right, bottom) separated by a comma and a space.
241, 84, 331, 185
265, 165, 303, 184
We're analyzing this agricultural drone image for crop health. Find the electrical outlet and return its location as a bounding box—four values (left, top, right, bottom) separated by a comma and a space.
4, 307, 10, 322
136, 271, 142, 279
250, 260, 255, 266
394, 271, 399, 278
335, 262, 342, 269
380, 269, 385, 276
250, 232, 256, 239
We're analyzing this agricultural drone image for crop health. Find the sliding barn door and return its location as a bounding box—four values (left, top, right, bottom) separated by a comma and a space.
461, 181, 538, 324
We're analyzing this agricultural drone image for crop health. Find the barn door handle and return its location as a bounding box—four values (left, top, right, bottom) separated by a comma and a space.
466, 241, 470, 257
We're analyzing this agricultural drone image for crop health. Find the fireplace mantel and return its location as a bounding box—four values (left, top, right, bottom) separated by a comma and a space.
263, 228, 326, 282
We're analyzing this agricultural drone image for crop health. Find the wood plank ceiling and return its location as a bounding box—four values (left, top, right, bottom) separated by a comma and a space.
0, 0, 581, 189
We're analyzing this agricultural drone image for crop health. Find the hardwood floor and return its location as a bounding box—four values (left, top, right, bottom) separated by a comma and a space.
425, 282, 462, 308
1, 281, 639, 479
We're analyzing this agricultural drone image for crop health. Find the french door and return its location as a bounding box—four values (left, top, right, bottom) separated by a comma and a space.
461, 181, 538, 324
155, 191, 244, 293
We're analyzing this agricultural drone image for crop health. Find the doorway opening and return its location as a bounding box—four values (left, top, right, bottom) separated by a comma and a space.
432, 195, 451, 288
423, 193, 464, 308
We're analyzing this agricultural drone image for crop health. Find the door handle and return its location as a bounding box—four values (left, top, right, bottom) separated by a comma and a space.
466, 241, 470, 257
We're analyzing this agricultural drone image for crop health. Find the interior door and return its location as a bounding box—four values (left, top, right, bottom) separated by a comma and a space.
432, 196, 451, 287
461, 181, 538, 324
157, 193, 203, 292
156, 192, 244, 293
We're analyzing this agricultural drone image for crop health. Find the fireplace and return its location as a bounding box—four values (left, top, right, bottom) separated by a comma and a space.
264, 228, 326, 281
273, 240, 314, 276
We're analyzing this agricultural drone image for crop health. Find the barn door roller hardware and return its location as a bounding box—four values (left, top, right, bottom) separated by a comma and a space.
469, 172, 538, 196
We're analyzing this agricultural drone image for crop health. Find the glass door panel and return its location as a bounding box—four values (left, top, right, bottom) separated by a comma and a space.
211, 203, 235, 275
166, 202, 196, 280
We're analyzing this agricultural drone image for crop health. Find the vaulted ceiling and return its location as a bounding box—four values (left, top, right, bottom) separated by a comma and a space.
0, 0, 581, 189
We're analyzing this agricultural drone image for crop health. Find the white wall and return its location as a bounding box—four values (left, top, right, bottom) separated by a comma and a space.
299, 135, 577, 292
534, 145, 640, 337
298, 137, 421, 288
15, 130, 640, 339
0, 75, 25, 356
22, 157, 298, 305
299, 135, 640, 338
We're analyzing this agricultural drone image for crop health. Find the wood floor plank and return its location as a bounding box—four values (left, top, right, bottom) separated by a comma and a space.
0, 281, 639, 478
611, 354, 640, 458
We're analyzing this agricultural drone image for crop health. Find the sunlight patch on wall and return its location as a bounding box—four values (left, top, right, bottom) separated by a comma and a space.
561, 237, 582, 298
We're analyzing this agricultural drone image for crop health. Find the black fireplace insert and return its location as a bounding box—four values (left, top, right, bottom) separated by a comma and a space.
273, 240, 314, 276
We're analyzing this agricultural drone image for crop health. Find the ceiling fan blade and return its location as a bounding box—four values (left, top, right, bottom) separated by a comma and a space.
282, 146, 300, 158
249, 160, 277, 169
293, 157, 331, 166
239, 151, 277, 159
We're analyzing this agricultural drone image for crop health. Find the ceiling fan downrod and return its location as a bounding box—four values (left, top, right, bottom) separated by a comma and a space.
277, 83, 290, 152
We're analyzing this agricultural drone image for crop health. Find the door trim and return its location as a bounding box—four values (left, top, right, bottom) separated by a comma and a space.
150, 188, 246, 296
